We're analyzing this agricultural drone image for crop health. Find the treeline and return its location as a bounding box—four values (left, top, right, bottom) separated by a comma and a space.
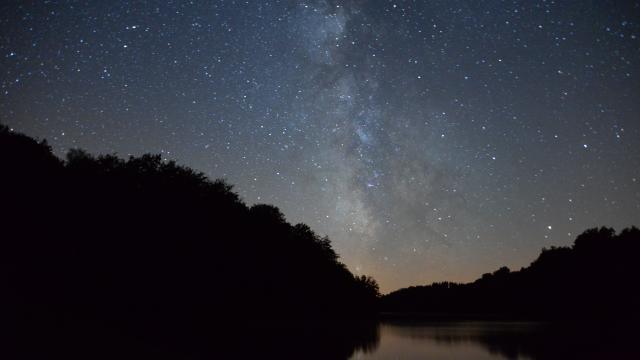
381, 227, 640, 321
1, 124, 379, 359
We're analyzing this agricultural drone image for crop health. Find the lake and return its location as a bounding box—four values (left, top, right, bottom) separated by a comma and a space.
349, 320, 638, 360
13, 317, 638, 359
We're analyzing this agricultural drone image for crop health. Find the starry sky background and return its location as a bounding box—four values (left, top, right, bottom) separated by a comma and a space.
2, 0, 639, 292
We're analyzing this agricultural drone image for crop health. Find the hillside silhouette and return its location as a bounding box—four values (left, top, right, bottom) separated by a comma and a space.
0, 124, 379, 359
381, 227, 640, 322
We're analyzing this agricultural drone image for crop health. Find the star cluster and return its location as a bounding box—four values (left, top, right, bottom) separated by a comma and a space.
2, 1, 639, 292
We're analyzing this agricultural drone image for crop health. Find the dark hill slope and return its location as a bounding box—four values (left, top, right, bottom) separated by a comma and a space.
381, 227, 640, 321
0, 124, 379, 359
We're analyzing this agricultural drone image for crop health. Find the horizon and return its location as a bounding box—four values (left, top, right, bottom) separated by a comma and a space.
1, 1, 639, 293
3, 124, 633, 294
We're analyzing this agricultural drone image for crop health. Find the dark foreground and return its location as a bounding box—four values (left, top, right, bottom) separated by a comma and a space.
10, 318, 379, 359
10, 317, 640, 359
1, 124, 378, 359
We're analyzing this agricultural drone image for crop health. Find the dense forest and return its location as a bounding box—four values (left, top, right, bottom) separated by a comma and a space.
382, 226, 640, 321
1, 124, 379, 359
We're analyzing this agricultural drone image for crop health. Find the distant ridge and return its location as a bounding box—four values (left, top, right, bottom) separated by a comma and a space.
382, 226, 640, 321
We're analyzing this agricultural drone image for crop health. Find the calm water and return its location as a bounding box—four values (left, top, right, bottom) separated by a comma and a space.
348, 321, 636, 360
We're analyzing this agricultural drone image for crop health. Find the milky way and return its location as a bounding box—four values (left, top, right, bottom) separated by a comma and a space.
2, 1, 639, 292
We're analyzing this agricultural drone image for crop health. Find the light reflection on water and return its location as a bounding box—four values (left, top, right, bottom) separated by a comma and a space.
352, 322, 536, 360
350, 320, 636, 360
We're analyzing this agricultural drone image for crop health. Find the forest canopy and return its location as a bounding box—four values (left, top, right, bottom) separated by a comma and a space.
382, 226, 640, 321
1, 124, 379, 357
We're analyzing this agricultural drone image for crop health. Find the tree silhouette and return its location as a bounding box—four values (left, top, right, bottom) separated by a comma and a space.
1, 124, 379, 359
382, 226, 640, 323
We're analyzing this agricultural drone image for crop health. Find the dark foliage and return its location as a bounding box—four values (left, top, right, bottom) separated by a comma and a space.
381, 226, 640, 322
0, 125, 379, 359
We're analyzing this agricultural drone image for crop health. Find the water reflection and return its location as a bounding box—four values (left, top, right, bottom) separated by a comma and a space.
16, 319, 639, 359
351, 320, 639, 360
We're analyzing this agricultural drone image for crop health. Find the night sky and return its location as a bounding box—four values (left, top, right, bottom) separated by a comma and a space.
2, 1, 639, 292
